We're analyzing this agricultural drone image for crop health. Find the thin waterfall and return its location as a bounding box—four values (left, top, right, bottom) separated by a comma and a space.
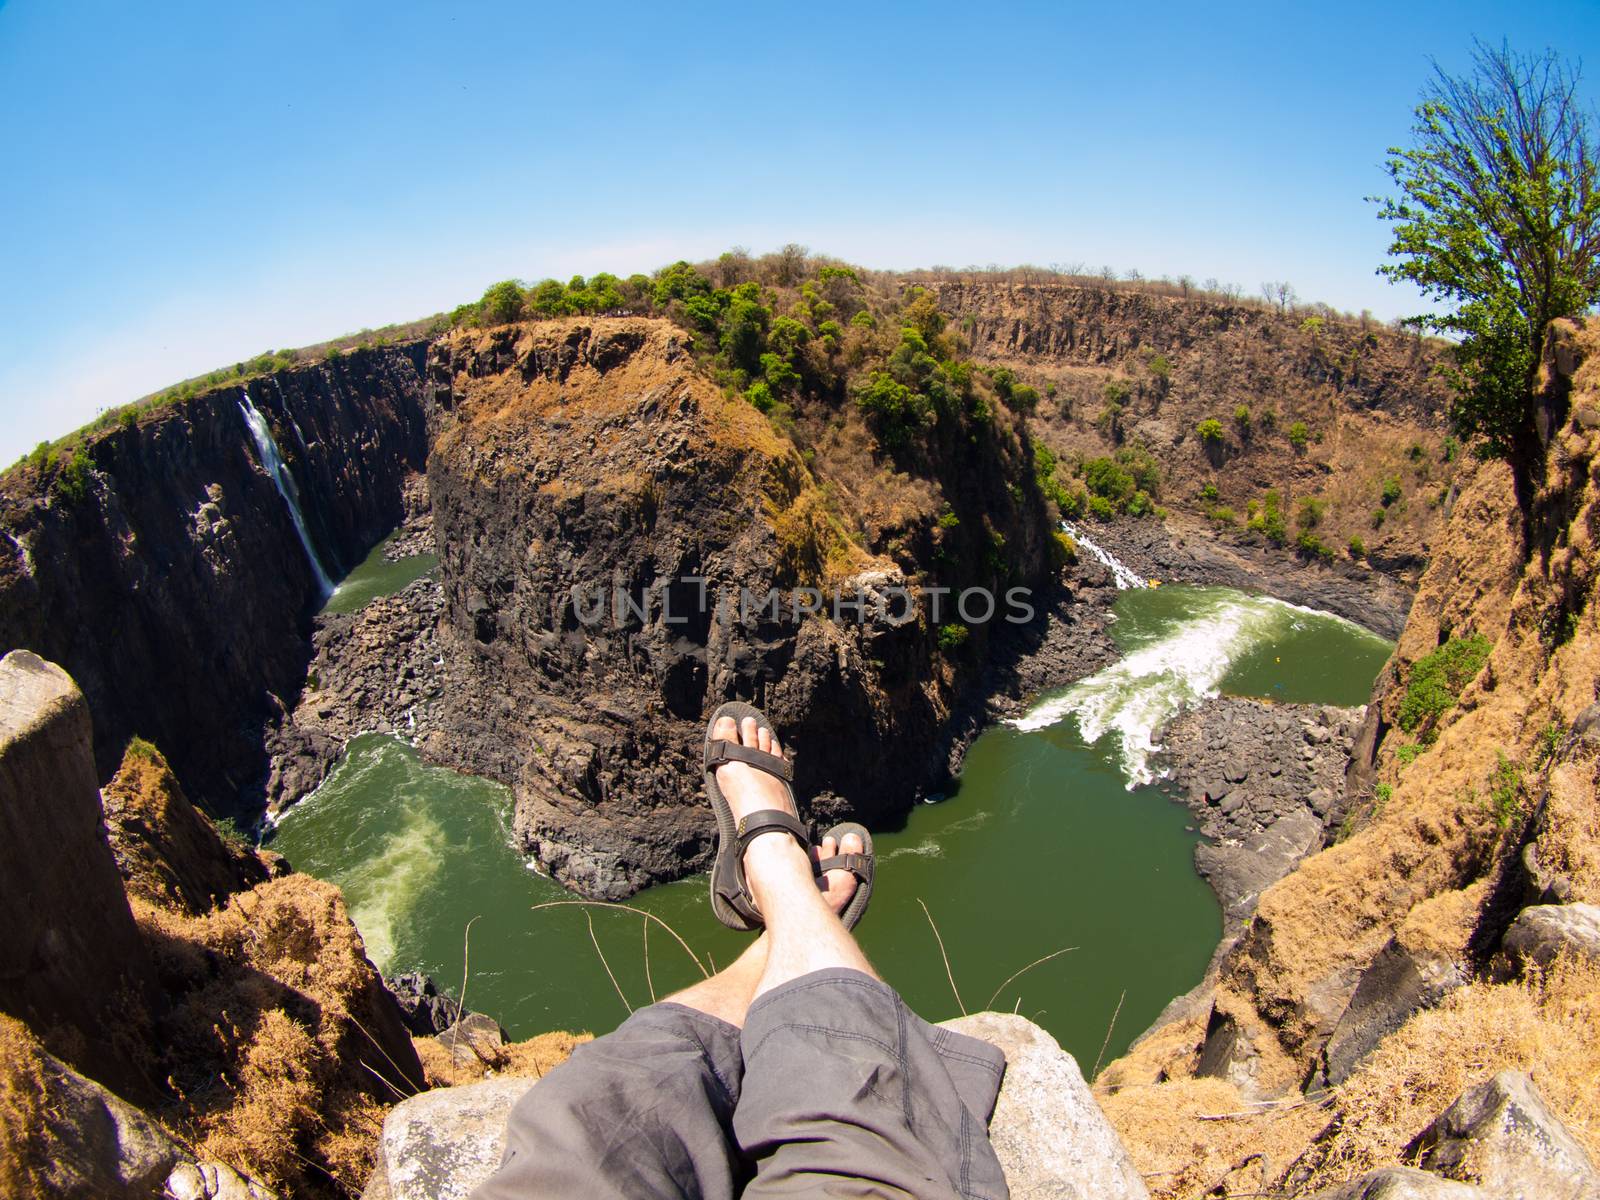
239, 392, 335, 597
1061, 521, 1147, 590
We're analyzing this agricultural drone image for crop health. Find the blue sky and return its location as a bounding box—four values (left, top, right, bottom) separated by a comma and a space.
1, 1, 1595, 462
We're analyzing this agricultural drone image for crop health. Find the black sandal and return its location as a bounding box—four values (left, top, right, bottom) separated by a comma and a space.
704, 702, 809, 930
817, 821, 875, 932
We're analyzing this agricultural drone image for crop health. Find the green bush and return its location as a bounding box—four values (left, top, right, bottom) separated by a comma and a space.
1296, 530, 1335, 561
1049, 530, 1078, 567
1087, 494, 1115, 521
52, 446, 93, 505
1196, 418, 1225, 443
745, 381, 775, 413
1233, 404, 1252, 431
1114, 443, 1161, 497
1288, 420, 1310, 449
1147, 353, 1171, 380
1297, 496, 1327, 529
1397, 634, 1493, 735
1380, 475, 1403, 506
1396, 742, 1424, 767
1199, 482, 1220, 502
1489, 752, 1523, 828
938, 623, 969, 651
1443, 435, 1461, 462
1207, 505, 1237, 525
1245, 488, 1288, 544
1371, 508, 1387, 529
1083, 457, 1137, 505
1348, 534, 1366, 559
479, 279, 526, 325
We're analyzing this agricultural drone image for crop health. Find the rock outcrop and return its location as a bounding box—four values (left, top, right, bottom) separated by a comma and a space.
1098, 319, 1600, 1196
1407, 1070, 1600, 1200
0, 1012, 183, 1200
1498, 903, 1600, 972
366, 1012, 1147, 1200
931, 278, 1454, 598
0, 650, 156, 1099
0, 345, 428, 817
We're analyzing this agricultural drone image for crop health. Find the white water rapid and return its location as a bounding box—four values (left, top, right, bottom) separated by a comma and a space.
1012, 589, 1372, 787
239, 393, 335, 597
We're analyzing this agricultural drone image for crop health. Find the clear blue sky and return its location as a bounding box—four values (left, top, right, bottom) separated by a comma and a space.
1, 1, 1595, 462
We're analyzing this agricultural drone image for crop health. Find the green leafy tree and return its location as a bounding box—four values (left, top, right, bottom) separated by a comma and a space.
1196, 418, 1225, 443
479, 280, 526, 325
1376, 41, 1600, 485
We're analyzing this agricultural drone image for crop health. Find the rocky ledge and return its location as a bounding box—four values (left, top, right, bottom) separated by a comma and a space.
1157, 697, 1364, 933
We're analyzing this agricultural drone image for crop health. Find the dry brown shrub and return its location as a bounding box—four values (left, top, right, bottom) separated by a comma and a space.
135, 875, 421, 1197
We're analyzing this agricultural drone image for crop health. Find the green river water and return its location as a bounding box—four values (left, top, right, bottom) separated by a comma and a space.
269, 560, 1393, 1068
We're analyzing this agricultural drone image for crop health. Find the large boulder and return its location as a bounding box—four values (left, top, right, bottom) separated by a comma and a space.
367, 1012, 1148, 1200
0, 650, 157, 1099
1406, 1070, 1600, 1200
373, 1075, 533, 1200
942, 1012, 1149, 1199
1307, 1167, 1486, 1198
1309, 938, 1466, 1091
1499, 904, 1600, 972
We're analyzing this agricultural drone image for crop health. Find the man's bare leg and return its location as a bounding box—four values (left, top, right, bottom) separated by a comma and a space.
668, 818, 867, 1025
697, 714, 875, 1004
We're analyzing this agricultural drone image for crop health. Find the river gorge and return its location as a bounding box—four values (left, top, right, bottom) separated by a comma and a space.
268, 527, 1394, 1069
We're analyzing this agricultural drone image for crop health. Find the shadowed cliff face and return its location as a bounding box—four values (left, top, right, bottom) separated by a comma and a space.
0, 344, 428, 815
415, 317, 1054, 897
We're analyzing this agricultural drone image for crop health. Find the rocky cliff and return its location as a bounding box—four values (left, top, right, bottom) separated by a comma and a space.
932, 280, 1456, 590
0, 650, 426, 1199
411, 316, 1055, 897
1097, 318, 1600, 1198
0, 344, 428, 816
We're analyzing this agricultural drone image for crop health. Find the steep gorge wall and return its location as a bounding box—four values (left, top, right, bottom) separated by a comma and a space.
0, 344, 429, 815
931, 281, 1457, 588
415, 317, 1056, 897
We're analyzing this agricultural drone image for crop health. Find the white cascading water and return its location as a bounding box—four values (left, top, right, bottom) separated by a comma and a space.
1061, 521, 1147, 589
1012, 587, 1377, 788
239, 392, 335, 597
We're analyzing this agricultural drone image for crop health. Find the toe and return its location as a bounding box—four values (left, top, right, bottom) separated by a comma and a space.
741, 716, 760, 747
757, 724, 772, 754
841, 831, 864, 856
713, 715, 738, 742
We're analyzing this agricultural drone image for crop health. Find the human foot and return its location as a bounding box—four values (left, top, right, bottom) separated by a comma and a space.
709, 715, 859, 918
813, 832, 865, 918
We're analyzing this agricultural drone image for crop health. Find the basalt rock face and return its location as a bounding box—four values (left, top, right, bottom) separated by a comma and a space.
418, 317, 1052, 898
0, 344, 428, 815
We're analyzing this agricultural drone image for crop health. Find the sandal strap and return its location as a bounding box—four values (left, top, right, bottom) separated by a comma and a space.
735, 809, 809, 856
705, 738, 794, 781
816, 852, 871, 879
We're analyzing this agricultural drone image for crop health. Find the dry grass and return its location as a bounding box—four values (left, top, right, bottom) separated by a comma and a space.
1101, 1075, 1329, 1199
413, 1030, 590, 1089
1296, 954, 1600, 1191
135, 874, 423, 1197
1535, 758, 1600, 902
0, 1014, 49, 1199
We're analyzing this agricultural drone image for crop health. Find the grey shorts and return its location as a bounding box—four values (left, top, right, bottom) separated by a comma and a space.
471, 967, 1009, 1199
